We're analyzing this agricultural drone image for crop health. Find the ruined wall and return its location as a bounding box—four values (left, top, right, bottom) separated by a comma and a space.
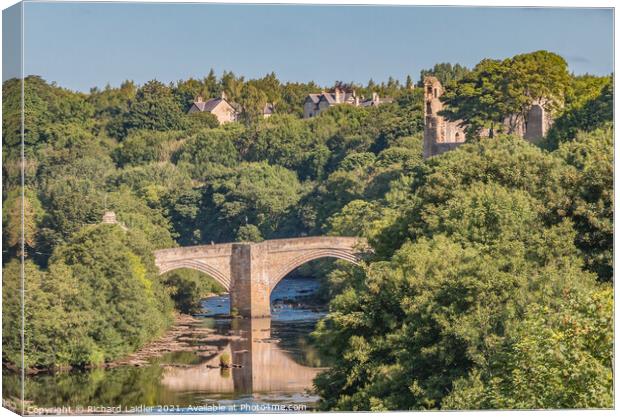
423, 76, 466, 158
423, 78, 554, 157
523, 103, 553, 142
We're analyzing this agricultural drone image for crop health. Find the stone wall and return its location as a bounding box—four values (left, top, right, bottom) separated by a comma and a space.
423, 76, 466, 158
423, 78, 555, 157
154, 236, 367, 317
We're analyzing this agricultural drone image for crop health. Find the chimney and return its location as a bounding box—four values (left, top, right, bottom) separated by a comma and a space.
372, 92, 379, 103
334, 88, 341, 103
196, 95, 204, 103
221, 91, 228, 100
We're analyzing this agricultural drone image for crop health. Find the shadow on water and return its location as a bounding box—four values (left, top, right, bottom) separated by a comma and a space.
7, 277, 329, 413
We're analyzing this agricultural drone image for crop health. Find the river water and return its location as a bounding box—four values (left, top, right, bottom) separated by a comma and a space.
4, 277, 330, 414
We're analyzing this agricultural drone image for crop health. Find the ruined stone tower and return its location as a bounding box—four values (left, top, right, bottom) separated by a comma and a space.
423, 76, 466, 158
423, 77, 554, 158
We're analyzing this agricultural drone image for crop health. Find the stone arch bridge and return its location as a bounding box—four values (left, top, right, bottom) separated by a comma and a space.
154, 237, 368, 317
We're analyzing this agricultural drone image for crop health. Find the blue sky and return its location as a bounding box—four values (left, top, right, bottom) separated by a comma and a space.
4, 3, 614, 92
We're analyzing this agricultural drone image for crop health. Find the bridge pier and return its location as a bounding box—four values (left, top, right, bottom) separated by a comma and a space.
230, 243, 271, 318
155, 237, 367, 318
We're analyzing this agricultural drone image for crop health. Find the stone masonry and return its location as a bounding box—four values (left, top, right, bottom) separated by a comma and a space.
154, 236, 368, 317
423, 76, 466, 158
423, 76, 554, 158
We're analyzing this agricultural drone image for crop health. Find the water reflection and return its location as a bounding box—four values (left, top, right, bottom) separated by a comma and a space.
161, 318, 324, 395
7, 277, 328, 412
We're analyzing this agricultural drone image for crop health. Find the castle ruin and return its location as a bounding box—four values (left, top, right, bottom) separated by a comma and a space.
423, 76, 466, 158
423, 76, 553, 158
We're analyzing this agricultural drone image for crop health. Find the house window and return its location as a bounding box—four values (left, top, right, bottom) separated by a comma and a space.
434, 88, 438, 98
426, 101, 432, 114
455, 132, 460, 140
427, 86, 433, 95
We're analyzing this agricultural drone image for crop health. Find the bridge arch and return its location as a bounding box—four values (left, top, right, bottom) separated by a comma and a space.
157, 261, 231, 291
269, 248, 362, 291
154, 237, 368, 317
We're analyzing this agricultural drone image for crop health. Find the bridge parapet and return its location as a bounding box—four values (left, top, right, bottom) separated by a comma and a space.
153, 236, 369, 317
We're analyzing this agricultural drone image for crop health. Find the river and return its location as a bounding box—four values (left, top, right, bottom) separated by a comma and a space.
3, 277, 330, 414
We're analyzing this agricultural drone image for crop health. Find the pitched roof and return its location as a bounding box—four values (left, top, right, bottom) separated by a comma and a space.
202, 98, 225, 112
191, 97, 236, 113
306, 94, 321, 104
320, 93, 337, 104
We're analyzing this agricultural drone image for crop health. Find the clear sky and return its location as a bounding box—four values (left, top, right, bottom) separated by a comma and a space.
4, 2, 614, 92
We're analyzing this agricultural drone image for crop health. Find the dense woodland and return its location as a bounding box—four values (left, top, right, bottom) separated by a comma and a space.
2, 50, 614, 409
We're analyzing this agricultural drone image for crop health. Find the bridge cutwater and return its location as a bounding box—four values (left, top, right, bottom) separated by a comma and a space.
154, 236, 368, 317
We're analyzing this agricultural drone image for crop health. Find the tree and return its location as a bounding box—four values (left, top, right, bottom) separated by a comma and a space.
113, 129, 185, 167
49, 224, 173, 363
554, 127, 613, 281
116, 80, 186, 139
440, 59, 513, 137
173, 77, 210, 112
545, 80, 612, 148
238, 83, 268, 125
161, 269, 224, 314
405, 75, 413, 90
444, 285, 613, 409
175, 126, 241, 179
201, 162, 303, 241
441, 51, 570, 138
509, 51, 571, 119
185, 110, 220, 130
236, 224, 264, 242
247, 114, 328, 180
419, 62, 470, 87
3, 76, 94, 154
220, 70, 245, 103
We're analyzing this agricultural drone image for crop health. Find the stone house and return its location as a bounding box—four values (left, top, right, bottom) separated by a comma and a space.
188, 92, 238, 124
303, 88, 390, 119
423, 76, 554, 158
188, 93, 275, 123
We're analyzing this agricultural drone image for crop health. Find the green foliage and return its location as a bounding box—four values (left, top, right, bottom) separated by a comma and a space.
238, 83, 268, 124
2, 57, 612, 407
219, 352, 231, 367
185, 110, 220, 130
441, 51, 571, 138
162, 268, 224, 314
444, 285, 613, 409
175, 126, 241, 179
113, 80, 186, 139
2, 225, 173, 369
236, 224, 264, 242
88, 81, 136, 119
545, 79, 613, 149
113, 130, 185, 167
315, 131, 612, 410
418, 62, 470, 86
554, 127, 614, 281
48, 225, 174, 364
3, 76, 94, 155
202, 162, 303, 241
2, 187, 44, 257
246, 114, 329, 180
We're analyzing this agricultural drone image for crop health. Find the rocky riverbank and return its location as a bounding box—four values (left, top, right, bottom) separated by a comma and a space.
106, 313, 242, 368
